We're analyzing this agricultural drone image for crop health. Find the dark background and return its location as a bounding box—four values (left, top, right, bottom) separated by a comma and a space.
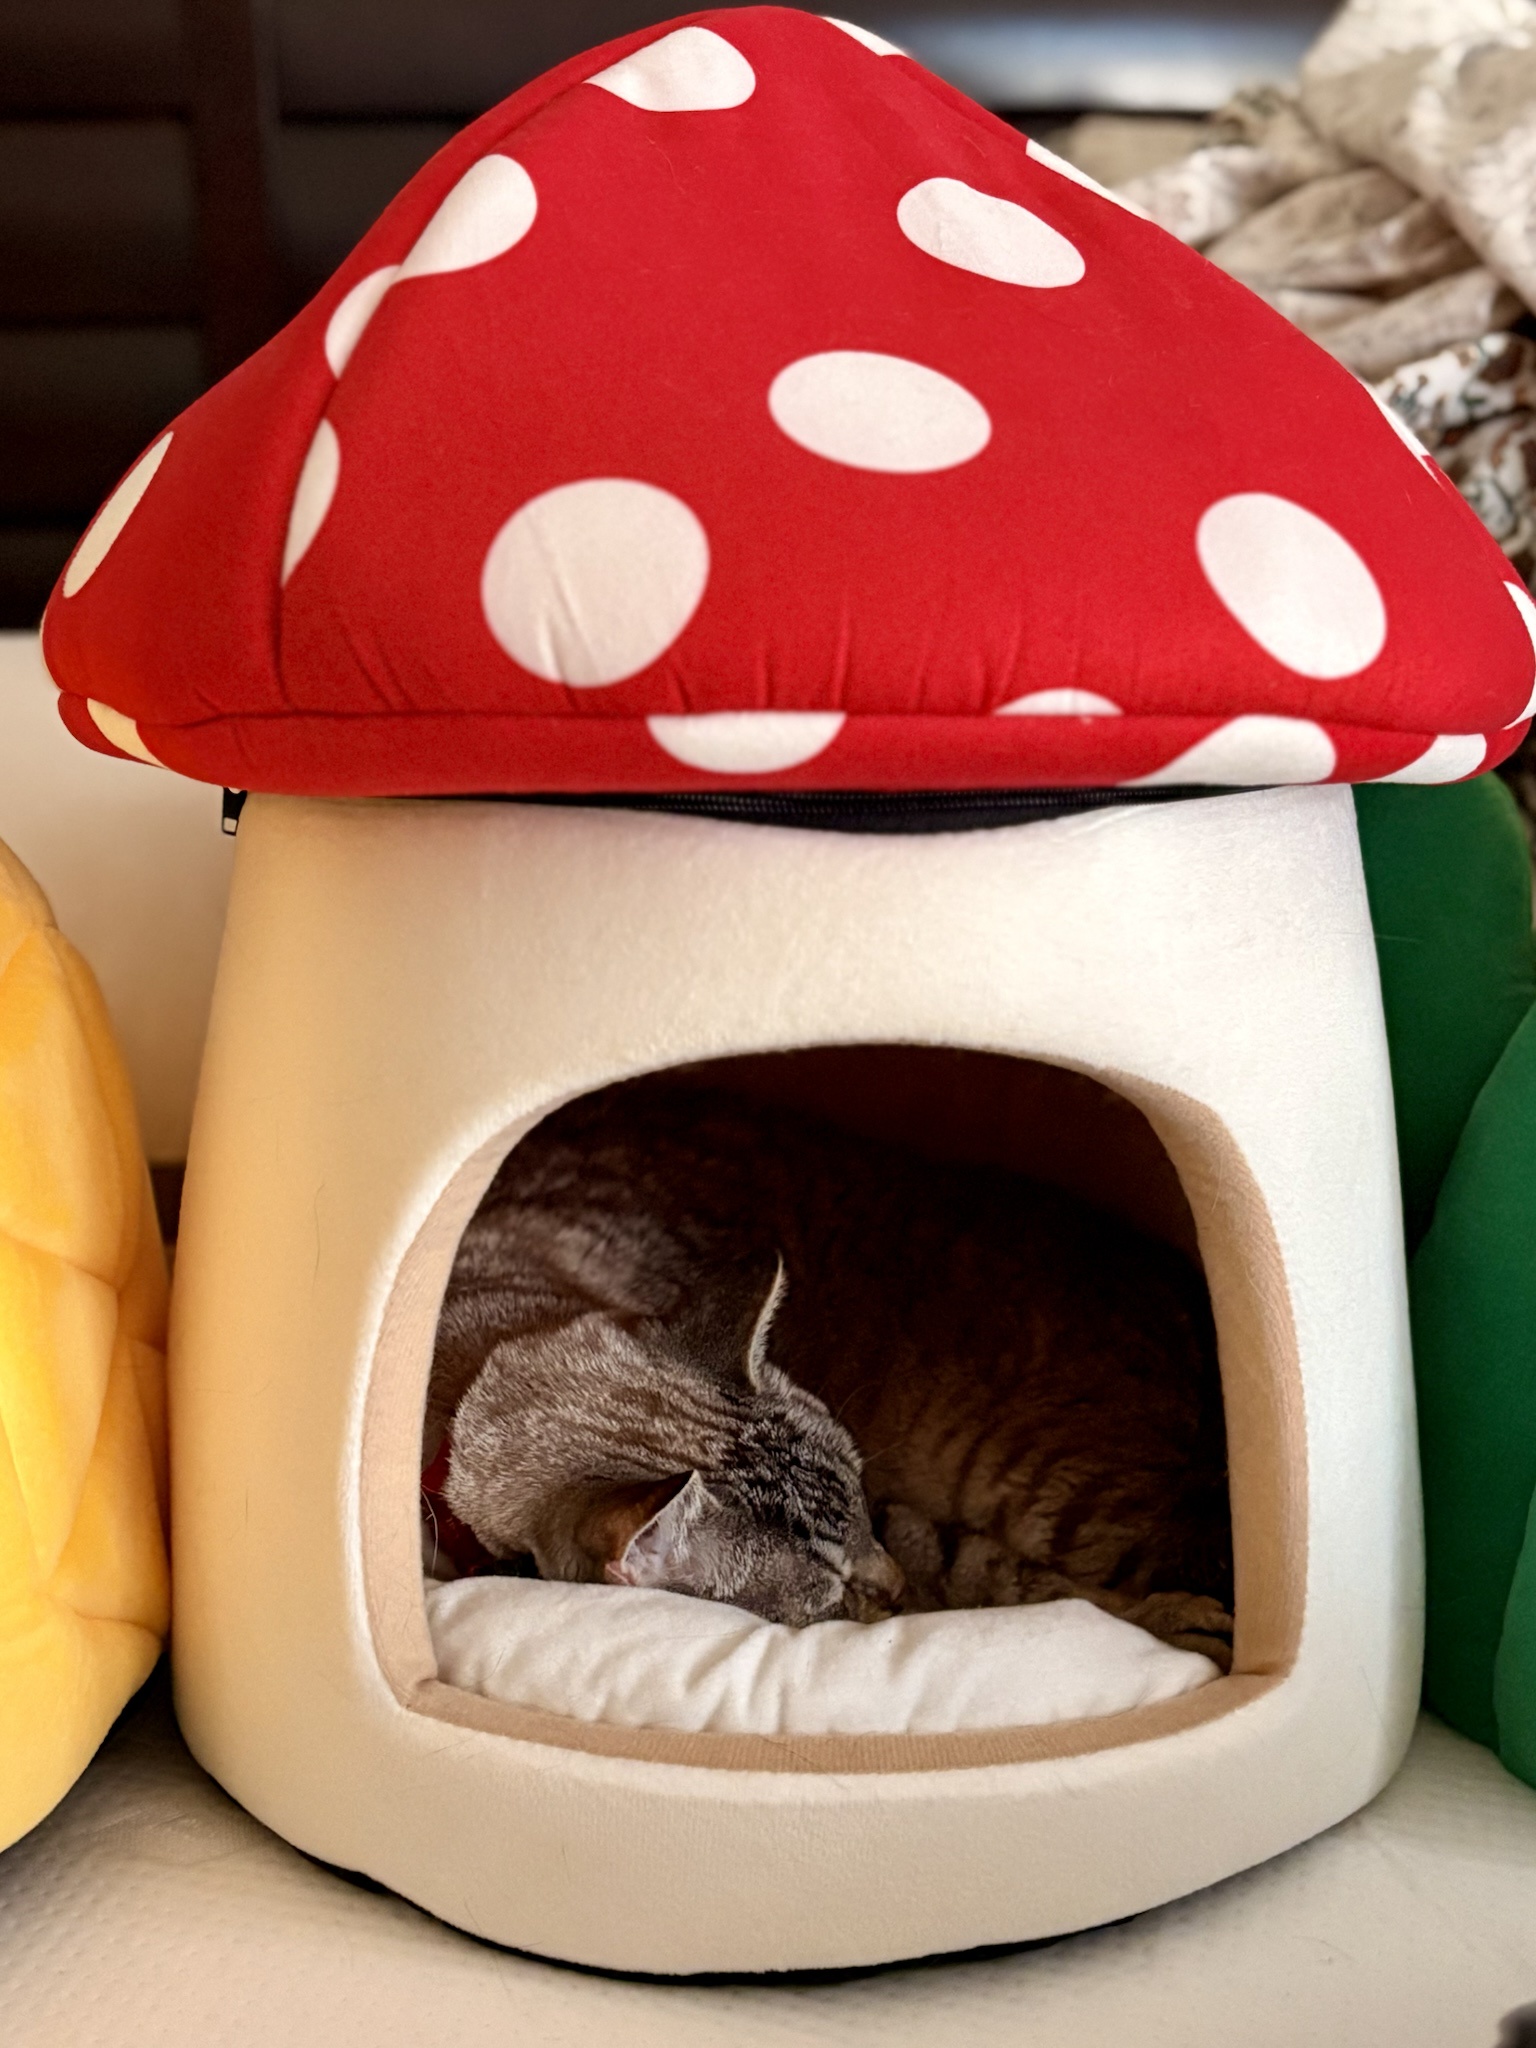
0, 0, 1329, 627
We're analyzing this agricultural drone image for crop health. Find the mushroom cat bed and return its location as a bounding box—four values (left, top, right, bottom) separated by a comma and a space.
36, 7, 1536, 1976
0, 841, 169, 1853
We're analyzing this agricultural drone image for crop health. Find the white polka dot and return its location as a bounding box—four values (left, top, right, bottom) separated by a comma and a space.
647, 711, 845, 774
86, 699, 163, 767
63, 433, 173, 597
822, 17, 905, 55
898, 179, 1084, 288
996, 689, 1122, 715
482, 479, 708, 685
1129, 715, 1338, 787
1372, 734, 1487, 783
769, 352, 990, 473
587, 26, 755, 110
397, 157, 537, 279
282, 419, 340, 585
1025, 138, 1153, 221
324, 266, 399, 376
1506, 583, 1536, 723
1197, 494, 1387, 680
1368, 385, 1435, 466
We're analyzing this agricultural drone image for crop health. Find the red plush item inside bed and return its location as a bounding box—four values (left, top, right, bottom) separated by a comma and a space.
420, 1443, 499, 1580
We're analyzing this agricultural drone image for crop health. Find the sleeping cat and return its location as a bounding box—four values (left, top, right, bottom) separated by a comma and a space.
426, 1076, 1233, 1663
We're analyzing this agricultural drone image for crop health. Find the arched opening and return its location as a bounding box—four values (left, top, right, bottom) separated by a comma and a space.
362, 1043, 1305, 1772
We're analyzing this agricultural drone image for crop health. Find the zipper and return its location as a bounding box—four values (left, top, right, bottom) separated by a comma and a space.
493, 785, 1255, 835
221, 784, 1256, 837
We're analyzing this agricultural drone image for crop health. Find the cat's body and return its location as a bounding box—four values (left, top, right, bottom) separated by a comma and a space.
429, 1077, 1233, 1661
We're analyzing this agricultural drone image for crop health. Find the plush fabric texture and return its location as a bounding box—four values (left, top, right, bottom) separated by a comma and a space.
1353, 778, 1536, 1249
1353, 776, 1536, 1792
169, 788, 1417, 1971
1373, 768, 1536, 1777
0, 840, 169, 1852
39, 9, 1535, 797
1413, 1004, 1536, 1769
425, 1577, 1217, 1736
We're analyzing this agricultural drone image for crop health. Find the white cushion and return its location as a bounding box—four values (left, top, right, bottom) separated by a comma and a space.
426, 1577, 1217, 1737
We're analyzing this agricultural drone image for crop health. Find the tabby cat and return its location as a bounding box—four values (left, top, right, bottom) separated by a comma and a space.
426, 1076, 1233, 1663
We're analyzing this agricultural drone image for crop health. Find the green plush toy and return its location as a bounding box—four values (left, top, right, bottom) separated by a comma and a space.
1355, 779, 1536, 1784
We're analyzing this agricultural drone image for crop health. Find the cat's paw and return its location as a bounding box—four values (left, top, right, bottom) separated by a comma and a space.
1123, 1591, 1234, 1669
876, 1502, 941, 1575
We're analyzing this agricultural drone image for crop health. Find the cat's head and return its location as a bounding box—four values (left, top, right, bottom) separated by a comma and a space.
592, 1464, 905, 1625
584, 1259, 904, 1625
451, 1253, 903, 1622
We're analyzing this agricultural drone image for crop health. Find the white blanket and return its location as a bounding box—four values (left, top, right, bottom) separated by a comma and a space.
425, 1577, 1218, 1739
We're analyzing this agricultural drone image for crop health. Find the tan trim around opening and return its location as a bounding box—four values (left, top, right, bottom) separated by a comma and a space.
360, 1052, 1306, 1775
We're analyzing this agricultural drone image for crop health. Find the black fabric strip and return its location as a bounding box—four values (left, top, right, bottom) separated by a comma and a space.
465, 785, 1258, 835
221, 785, 1261, 837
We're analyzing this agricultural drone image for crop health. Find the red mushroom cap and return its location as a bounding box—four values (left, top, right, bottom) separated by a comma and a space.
41, 8, 1536, 795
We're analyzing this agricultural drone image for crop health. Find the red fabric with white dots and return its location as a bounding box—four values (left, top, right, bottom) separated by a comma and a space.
40, 8, 1536, 794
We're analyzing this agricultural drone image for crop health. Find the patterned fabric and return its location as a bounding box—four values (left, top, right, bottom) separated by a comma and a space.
1100, 6, 1536, 610
38, 8, 1536, 797
1381, 336, 1536, 592
0, 841, 169, 1850
1301, 0, 1536, 317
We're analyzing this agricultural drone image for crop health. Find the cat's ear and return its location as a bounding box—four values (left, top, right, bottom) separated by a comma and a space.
574, 1475, 688, 1577
743, 1254, 787, 1390
604, 1471, 714, 1589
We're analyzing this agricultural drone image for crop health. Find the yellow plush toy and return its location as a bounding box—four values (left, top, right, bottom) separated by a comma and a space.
0, 838, 168, 1850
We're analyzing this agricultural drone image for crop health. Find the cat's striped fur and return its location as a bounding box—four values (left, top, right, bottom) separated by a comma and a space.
429, 1076, 1232, 1659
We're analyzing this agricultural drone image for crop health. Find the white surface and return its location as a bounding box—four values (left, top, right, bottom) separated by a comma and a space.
61, 434, 173, 596
1194, 492, 1388, 681
897, 178, 1087, 288
0, 633, 231, 1159
397, 154, 539, 277
2, 1688, 1533, 2045
588, 25, 757, 110
767, 349, 993, 472
281, 419, 341, 583
480, 477, 711, 685
647, 706, 845, 770
426, 1579, 1217, 1737
169, 785, 1417, 1971
825, 17, 904, 60
1131, 710, 1338, 786
324, 265, 399, 375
